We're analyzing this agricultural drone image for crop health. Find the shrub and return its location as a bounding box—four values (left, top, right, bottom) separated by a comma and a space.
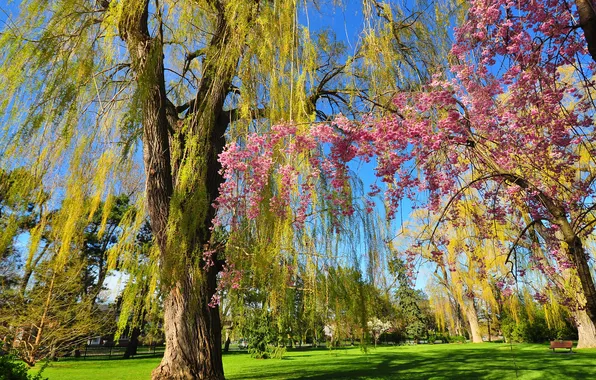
430, 333, 449, 344
500, 310, 576, 343
447, 335, 467, 344
0, 346, 47, 380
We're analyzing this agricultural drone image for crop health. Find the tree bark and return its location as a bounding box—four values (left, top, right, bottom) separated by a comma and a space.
576, 0, 596, 63
464, 302, 483, 343
118, 1, 221, 378
152, 274, 223, 380
472, 147, 596, 329
575, 309, 596, 348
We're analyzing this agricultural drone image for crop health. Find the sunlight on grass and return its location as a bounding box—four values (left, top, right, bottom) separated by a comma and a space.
30, 343, 596, 380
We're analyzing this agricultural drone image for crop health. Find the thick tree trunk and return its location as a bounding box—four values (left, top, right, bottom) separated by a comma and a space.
474, 152, 596, 330
529, 224, 596, 349
557, 264, 596, 348
120, 1, 257, 378
152, 272, 223, 380
550, 214, 596, 326
575, 309, 596, 348
464, 303, 483, 343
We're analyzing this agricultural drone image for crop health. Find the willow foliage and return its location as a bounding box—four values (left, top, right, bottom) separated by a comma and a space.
0, 0, 461, 347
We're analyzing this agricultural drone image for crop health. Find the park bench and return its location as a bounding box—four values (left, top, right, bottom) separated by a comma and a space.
549, 340, 573, 352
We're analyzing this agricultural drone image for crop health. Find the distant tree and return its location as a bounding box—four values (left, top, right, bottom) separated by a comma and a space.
391, 259, 433, 343
0, 187, 134, 364
367, 318, 391, 347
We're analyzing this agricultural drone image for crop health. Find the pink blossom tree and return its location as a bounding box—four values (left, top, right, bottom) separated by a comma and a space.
216, 0, 596, 346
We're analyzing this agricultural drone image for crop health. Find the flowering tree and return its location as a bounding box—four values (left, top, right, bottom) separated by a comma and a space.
218, 0, 596, 348
367, 318, 392, 346
388, 0, 596, 344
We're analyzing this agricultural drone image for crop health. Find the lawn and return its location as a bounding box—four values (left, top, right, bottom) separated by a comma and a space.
30, 343, 596, 379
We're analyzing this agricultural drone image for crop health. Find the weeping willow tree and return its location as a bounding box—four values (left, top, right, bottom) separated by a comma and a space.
396, 194, 514, 343
0, 0, 459, 378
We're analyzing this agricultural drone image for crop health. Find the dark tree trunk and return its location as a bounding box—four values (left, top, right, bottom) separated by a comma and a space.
20, 243, 49, 296
577, 0, 596, 63
123, 326, 141, 359
90, 256, 107, 305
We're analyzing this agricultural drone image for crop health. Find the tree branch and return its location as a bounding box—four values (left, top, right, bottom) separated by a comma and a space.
576, 0, 596, 63
182, 48, 206, 77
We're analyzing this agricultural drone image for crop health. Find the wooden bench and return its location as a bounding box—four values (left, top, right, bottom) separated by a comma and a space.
550, 340, 573, 352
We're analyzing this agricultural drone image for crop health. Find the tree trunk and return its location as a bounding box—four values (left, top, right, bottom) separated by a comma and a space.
20, 243, 49, 296
545, 210, 596, 326
487, 318, 491, 342
119, 1, 221, 377
464, 303, 483, 343
576, 0, 596, 63
119, 1, 257, 378
123, 326, 141, 359
566, 237, 596, 322
152, 272, 223, 380
575, 309, 596, 348
451, 296, 465, 336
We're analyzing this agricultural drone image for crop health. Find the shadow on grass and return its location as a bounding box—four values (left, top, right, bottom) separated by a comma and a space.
229, 344, 596, 380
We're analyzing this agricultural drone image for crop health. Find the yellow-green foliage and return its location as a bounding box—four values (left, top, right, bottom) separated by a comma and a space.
0, 0, 462, 332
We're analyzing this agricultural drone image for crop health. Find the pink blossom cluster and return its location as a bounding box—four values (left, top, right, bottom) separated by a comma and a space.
202, 249, 244, 310
208, 294, 220, 308
202, 248, 216, 270
207, 263, 242, 309
496, 278, 515, 297
218, 263, 242, 290
215, 120, 359, 228
534, 291, 549, 305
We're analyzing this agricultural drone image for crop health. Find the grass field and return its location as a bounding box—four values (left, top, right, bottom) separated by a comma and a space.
29, 343, 596, 379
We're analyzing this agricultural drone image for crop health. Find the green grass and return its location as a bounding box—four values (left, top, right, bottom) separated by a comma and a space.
30, 343, 596, 379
